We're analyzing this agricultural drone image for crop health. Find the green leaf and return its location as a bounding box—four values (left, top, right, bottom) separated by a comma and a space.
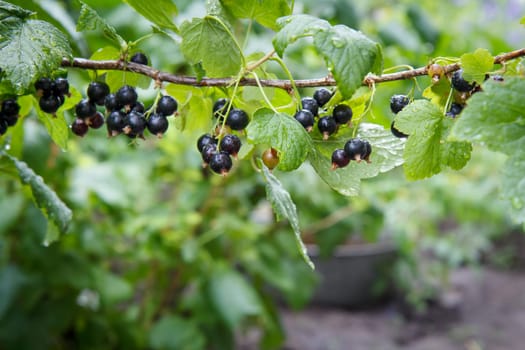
76, 1, 126, 48
106, 70, 151, 91
207, 268, 262, 329
33, 96, 69, 150
0, 265, 27, 319
220, 0, 291, 30
502, 154, 525, 223
93, 268, 133, 304
180, 16, 243, 77
313, 25, 383, 99
441, 141, 472, 170
422, 77, 451, 108
149, 315, 205, 350
122, 0, 178, 32
165, 84, 212, 132
460, 48, 494, 83
2, 152, 72, 237
0, 11, 71, 94
260, 163, 314, 269
308, 123, 405, 196
272, 14, 330, 57
246, 108, 312, 171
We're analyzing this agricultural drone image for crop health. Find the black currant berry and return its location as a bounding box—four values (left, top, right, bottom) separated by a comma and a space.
213, 98, 229, 119
361, 141, 372, 162
219, 134, 241, 157
313, 88, 333, 107
201, 143, 217, 165
106, 110, 126, 136
197, 133, 217, 153
39, 95, 62, 114
446, 103, 464, 118
332, 104, 353, 125
451, 69, 475, 92
57, 94, 65, 107
390, 121, 408, 138
390, 95, 410, 114
71, 118, 89, 137
226, 108, 249, 130
87, 81, 110, 106
75, 99, 97, 119
156, 95, 178, 116
116, 85, 138, 107
2, 113, 18, 127
147, 113, 169, 137
317, 116, 337, 139
131, 101, 145, 113
209, 151, 233, 175
54, 77, 70, 96
294, 109, 315, 131
0, 119, 8, 135
262, 148, 279, 170
301, 97, 319, 116
331, 149, 350, 169
2, 99, 20, 117
88, 111, 105, 129
130, 52, 148, 65
104, 94, 122, 111
34, 77, 53, 96
124, 111, 147, 136
344, 138, 371, 162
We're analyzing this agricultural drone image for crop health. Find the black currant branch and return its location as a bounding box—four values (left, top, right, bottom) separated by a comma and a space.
60, 47, 525, 90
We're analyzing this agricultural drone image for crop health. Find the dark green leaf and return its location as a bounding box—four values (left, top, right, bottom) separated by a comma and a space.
180, 16, 243, 77
272, 14, 330, 57
0, 265, 27, 319
149, 315, 205, 350
220, 0, 291, 30
0, 0, 33, 32
246, 108, 312, 171
76, 1, 126, 48
314, 25, 383, 99
123, 0, 178, 32
260, 163, 314, 269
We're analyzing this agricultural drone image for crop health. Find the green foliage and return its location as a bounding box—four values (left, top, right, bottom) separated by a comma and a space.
460, 48, 494, 83
77, 1, 126, 48
122, 0, 178, 32
149, 315, 205, 350
220, 0, 291, 30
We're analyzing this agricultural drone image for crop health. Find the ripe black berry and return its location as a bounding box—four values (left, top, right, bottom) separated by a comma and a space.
87, 81, 110, 106
390, 95, 410, 114
88, 111, 105, 129
209, 151, 233, 175
0, 119, 8, 135
104, 94, 122, 111
106, 110, 126, 136
301, 97, 319, 116
446, 103, 464, 118
39, 95, 62, 114
262, 148, 279, 170
226, 108, 249, 130
331, 149, 350, 169
294, 109, 315, 131
116, 85, 138, 107
71, 118, 89, 137
131, 101, 145, 113
147, 113, 169, 137
201, 143, 217, 165
34, 77, 53, 96
219, 134, 241, 157
197, 133, 217, 153
451, 69, 475, 92
156, 95, 178, 116
2, 113, 18, 127
75, 99, 97, 119
130, 52, 148, 65
124, 111, 147, 136
2, 99, 20, 117
317, 116, 337, 139
213, 98, 229, 119
390, 121, 408, 138
332, 104, 353, 125
344, 138, 371, 162
54, 77, 70, 96
313, 88, 333, 107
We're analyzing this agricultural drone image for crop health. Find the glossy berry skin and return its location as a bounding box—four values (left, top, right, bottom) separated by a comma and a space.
197, 133, 217, 153
0, 119, 8, 135
390, 121, 408, 138
88, 111, 105, 129
313, 88, 333, 107
451, 69, 475, 92
361, 141, 372, 162
2, 99, 20, 117
301, 97, 319, 116
209, 151, 233, 175
54, 77, 70, 96
390, 95, 410, 114
446, 103, 464, 118
106, 110, 126, 135
294, 109, 315, 131
332, 104, 353, 124
147, 113, 169, 137
156, 95, 178, 116
344, 138, 370, 162
75, 99, 97, 119
87, 81, 110, 106
262, 148, 279, 170
34, 77, 54, 95
317, 116, 337, 139
71, 118, 89, 137
219, 134, 241, 157
131, 101, 145, 113
213, 98, 229, 119
116, 85, 138, 106
39, 95, 62, 114
104, 94, 122, 111
331, 149, 350, 169
1, 112, 18, 127
200, 143, 217, 165
226, 108, 249, 130
130, 52, 148, 65
124, 111, 147, 135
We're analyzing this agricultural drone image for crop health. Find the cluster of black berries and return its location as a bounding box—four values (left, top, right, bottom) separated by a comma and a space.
212, 98, 249, 131
35, 77, 70, 114
197, 133, 241, 176
0, 98, 20, 135
331, 138, 372, 169
71, 81, 109, 136
294, 88, 352, 140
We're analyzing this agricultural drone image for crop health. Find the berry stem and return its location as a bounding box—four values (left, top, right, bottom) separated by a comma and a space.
251, 72, 278, 113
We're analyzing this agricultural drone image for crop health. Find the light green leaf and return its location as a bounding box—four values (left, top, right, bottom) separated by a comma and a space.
207, 268, 262, 329
2, 152, 72, 237
422, 77, 451, 108
460, 48, 494, 83
0, 10, 71, 94
260, 163, 314, 269
123, 0, 178, 32
33, 96, 69, 150
76, 1, 126, 48
313, 25, 383, 99
272, 14, 330, 57
180, 16, 243, 77
106, 70, 150, 91
308, 123, 405, 196
246, 108, 312, 171
149, 315, 205, 350
502, 154, 525, 223
220, 0, 291, 30
441, 141, 472, 170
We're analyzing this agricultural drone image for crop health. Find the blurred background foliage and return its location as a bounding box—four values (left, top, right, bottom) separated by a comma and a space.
1, 0, 524, 349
